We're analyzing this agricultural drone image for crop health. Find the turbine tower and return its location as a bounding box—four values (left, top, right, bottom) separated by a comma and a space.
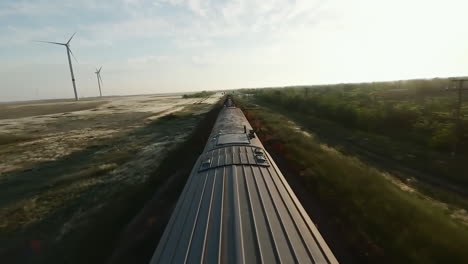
95, 66, 103, 97
36, 33, 79, 101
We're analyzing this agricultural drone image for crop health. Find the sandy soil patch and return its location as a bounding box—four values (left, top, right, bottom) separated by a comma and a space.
0, 94, 221, 175
0, 93, 222, 264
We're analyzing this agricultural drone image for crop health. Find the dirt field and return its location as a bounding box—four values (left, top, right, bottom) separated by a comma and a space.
0, 94, 221, 263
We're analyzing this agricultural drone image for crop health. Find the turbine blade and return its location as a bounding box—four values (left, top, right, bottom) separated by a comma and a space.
67, 32, 77, 44
98, 66, 102, 73
34, 40, 66, 46
99, 74, 103, 85
68, 47, 78, 63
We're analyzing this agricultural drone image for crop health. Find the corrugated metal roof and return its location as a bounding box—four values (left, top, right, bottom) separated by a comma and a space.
198, 146, 270, 172
149, 106, 338, 264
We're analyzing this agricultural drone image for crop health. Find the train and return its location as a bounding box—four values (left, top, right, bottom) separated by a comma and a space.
149, 96, 338, 263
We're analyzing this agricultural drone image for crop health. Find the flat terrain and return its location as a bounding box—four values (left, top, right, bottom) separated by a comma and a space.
246, 80, 468, 204
0, 94, 220, 263
236, 84, 468, 264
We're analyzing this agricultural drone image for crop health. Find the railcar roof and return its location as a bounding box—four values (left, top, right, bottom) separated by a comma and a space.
150, 106, 337, 264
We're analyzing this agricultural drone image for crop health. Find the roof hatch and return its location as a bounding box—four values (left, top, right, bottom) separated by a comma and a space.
216, 133, 250, 145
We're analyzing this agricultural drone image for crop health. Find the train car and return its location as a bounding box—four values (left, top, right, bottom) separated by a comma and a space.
149, 97, 338, 264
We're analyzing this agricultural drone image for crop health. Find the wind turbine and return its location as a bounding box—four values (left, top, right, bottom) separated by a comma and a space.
35, 33, 79, 101
95, 66, 103, 97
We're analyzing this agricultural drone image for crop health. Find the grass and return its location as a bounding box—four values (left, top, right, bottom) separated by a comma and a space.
0, 133, 37, 145
182, 90, 214, 99
243, 77, 467, 153
0, 101, 106, 119
64, 101, 223, 264
252, 98, 468, 210
0, 101, 222, 264
236, 96, 468, 264
0, 150, 125, 235
242, 79, 468, 190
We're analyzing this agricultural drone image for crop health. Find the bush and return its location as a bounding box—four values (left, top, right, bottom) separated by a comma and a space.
252, 78, 466, 153
182, 91, 214, 99
430, 123, 456, 151
237, 97, 468, 263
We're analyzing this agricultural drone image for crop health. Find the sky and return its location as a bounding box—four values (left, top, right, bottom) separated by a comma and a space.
0, 0, 467, 102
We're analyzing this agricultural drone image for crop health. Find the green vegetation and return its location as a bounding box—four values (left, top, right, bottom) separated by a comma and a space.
236, 96, 468, 264
65, 103, 223, 264
182, 90, 214, 98
240, 78, 467, 186
0, 133, 36, 145
0, 102, 221, 264
0, 101, 106, 119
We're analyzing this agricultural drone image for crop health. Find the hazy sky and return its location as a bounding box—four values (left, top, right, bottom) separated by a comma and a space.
1, 0, 467, 101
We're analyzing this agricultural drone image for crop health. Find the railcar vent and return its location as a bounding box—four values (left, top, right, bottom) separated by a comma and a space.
198, 146, 270, 172
255, 154, 267, 163
248, 129, 256, 139
254, 148, 263, 155
200, 158, 211, 170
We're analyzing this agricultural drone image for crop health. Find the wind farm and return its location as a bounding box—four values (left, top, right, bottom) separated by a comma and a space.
35, 33, 79, 101
2, 0, 468, 263
95, 66, 103, 97
1, 31, 226, 264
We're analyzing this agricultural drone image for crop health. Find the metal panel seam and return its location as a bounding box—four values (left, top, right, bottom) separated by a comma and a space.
265, 152, 337, 264
200, 168, 218, 263
233, 165, 245, 264
150, 157, 200, 263
250, 165, 281, 263
217, 166, 226, 263
258, 166, 300, 264
266, 166, 317, 263
243, 165, 263, 263
168, 171, 207, 263
183, 171, 210, 264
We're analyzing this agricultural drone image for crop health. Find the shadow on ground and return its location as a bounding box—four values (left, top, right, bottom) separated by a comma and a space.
0, 102, 221, 264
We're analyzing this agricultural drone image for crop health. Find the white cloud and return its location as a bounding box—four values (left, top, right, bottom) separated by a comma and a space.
127, 55, 171, 65
0, 26, 62, 46
0, 1, 58, 16
0, 0, 121, 17
156, 0, 209, 16
2, 0, 468, 101
174, 37, 213, 48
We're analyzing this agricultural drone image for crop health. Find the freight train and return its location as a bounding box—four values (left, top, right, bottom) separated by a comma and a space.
149, 96, 338, 263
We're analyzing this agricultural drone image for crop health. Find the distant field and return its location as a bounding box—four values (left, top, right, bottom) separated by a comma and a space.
236, 92, 468, 264
0, 93, 221, 264
0, 101, 107, 119
240, 78, 468, 188
182, 90, 215, 99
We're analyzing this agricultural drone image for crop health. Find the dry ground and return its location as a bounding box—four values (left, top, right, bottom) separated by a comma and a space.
0, 93, 221, 263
